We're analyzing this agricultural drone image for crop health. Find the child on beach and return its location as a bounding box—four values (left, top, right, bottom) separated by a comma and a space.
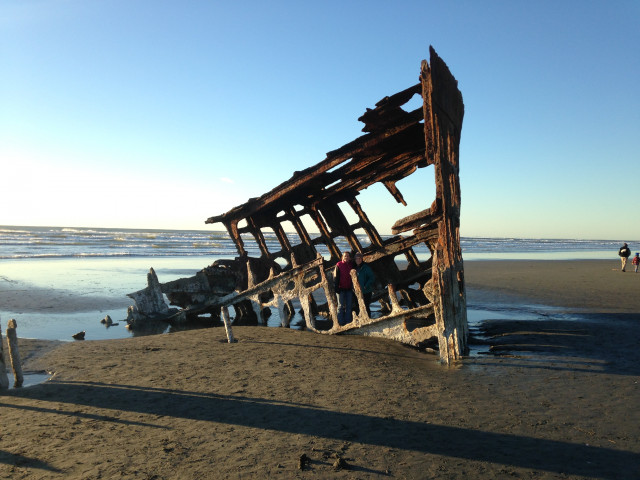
633, 252, 639, 273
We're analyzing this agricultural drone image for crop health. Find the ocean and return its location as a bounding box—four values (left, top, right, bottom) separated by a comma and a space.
0, 225, 629, 261
0, 226, 634, 342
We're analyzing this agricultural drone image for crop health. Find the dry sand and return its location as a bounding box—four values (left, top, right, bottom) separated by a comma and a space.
1, 260, 639, 479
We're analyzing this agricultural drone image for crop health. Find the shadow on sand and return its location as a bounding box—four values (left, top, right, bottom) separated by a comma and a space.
3, 379, 639, 479
470, 313, 640, 376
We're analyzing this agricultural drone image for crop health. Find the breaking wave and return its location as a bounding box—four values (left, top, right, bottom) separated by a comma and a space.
0, 226, 633, 261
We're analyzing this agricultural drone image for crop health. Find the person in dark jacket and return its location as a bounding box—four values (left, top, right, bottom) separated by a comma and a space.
618, 243, 631, 272
334, 251, 354, 326
354, 252, 375, 317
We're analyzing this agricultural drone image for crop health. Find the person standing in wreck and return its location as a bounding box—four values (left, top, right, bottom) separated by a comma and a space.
334, 251, 355, 326
354, 252, 375, 317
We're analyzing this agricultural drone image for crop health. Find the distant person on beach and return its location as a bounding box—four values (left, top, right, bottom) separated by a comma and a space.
334, 251, 354, 326
632, 252, 640, 273
618, 243, 631, 271
354, 252, 375, 317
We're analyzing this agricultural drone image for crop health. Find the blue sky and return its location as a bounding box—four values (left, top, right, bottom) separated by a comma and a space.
1, 1, 638, 240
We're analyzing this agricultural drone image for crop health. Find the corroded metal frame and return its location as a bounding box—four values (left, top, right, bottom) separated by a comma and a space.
203, 47, 467, 363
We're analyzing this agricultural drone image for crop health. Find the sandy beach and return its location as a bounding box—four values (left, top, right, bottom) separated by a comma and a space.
1, 259, 639, 479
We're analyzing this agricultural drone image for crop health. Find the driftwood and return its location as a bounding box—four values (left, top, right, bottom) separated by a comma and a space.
0, 319, 9, 389
128, 47, 467, 363
6, 319, 23, 388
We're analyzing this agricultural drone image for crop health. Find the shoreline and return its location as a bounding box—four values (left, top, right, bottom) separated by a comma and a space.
3, 258, 636, 314
1, 258, 639, 342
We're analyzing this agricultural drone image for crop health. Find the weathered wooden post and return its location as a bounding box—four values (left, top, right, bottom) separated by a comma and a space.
0, 318, 10, 390
221, 306, 236, 343
6, 319, 23, 388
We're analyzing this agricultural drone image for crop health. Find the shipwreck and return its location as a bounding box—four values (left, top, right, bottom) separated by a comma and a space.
127, 47, 467, 363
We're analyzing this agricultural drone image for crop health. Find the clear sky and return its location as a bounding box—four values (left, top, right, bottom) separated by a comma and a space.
1, 1, 638, 240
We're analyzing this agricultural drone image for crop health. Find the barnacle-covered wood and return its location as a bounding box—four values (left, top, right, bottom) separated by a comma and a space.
167, 47, 468, 363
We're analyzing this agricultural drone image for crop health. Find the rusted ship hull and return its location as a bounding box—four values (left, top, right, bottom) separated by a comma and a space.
129, 47, 467, 364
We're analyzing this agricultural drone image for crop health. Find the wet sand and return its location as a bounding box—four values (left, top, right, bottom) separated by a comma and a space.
1, 260, 639, 479
464, 259, 640, 313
